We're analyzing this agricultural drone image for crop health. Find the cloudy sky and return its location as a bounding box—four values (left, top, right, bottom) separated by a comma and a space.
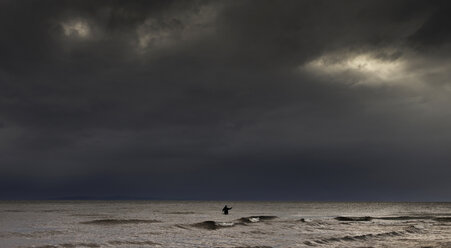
1, 0, 451, 201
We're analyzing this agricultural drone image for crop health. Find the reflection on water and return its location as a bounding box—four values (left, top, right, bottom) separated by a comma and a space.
1, 201, 450, 247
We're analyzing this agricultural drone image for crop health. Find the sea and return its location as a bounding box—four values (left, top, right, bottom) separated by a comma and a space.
1, 201, 450, 248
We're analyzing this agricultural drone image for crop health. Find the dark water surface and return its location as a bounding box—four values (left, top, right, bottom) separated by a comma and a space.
1, 201, 450, 247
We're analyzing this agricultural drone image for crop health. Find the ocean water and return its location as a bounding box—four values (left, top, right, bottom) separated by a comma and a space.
1, 201, 450, 248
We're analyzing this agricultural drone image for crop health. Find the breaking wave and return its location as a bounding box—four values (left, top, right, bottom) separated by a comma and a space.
189, 216, 278, 230
238, 216, 278, 223
304, 225, 423, 246
191, 221, 237, 230
80, 219, 161, 225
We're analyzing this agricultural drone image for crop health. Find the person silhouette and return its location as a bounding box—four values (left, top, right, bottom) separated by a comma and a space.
222, 205, 232, 215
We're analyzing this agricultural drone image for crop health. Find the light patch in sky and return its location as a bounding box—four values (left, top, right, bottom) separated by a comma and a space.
61, 20, 90, 38
137, 21, 177, 49
304, 52, 408, 86
135, 4, 220, 53
302, 50, 451, 110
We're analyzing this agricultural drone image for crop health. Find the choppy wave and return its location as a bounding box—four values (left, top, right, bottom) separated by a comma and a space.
107, 240, 161, 245
191, 221, 237, 230
38, 209, 67, 213
0, 230, 64, 238
238, 216, 278, 223
378, 216, 431, 221
335, 216, 373, 221
434, 217, 451, 222
20, 240, 160, 248
5, 209, 67, 213
5, 202, 450, 248
80, 219, 161, 225
70, 213, 111, 217
190, 216, 278, 230
304, 225, 423, 246
166, 211, 196, 214
21, 243, 101, 248
3, 209, 26, 212
335, 215, 451, 222
300, 219, 332, 229
220, 246, 273, 248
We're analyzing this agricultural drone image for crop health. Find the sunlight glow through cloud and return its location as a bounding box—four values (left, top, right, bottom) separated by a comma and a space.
61, 20, 90, 38
304, 52, 408, 86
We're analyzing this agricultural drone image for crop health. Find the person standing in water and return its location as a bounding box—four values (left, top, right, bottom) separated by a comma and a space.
222, 205, 232, 215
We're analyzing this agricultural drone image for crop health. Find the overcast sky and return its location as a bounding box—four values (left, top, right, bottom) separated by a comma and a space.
1, 0, 451, 201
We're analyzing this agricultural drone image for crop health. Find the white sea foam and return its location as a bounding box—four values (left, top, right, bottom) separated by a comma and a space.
249, 217, 260, 223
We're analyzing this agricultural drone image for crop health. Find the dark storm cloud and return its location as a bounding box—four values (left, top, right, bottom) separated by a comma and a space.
409, 0, 451, 47
1, 0, 451, 200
